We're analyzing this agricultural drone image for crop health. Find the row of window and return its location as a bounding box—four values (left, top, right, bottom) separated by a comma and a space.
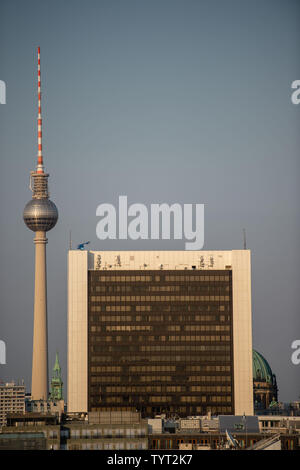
91, 376, 121, 383
0, 392, 24, 396
187, 365, 231, 372
89, 366, 122, 372
91, 374, 231, 391
68, 443, 147, 450
89, 374, 232, 383
89, 355, 232, 364
92, 335, 231, 342
103, 305, 132, 311
190, 386, 231, 392
104, 325, 152, 332
95, 305, 229, 314
70, 428, 145, 437
90, 314, 230, 323
92, 395, 231, 404
91, 324, 231, 333
188, 375, 231, 382
96, 275, 153, 282
138, 345, 231, 352
88, 405, 233, 414
0, 398, 24, 401
92, 385, 231, 393
89, 375, 186, 384
91, 285, 230, 293
91, 304, 230, 312
90, 295, 231, 302
179, 396, 232, 403
104, 386, 184, 393
165, 275, 230, 282
92, 275, 230, 282
93, 285, 183, 292
162, 324, 229, 332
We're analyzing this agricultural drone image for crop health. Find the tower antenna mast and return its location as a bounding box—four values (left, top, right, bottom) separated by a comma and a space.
37, 46, 44, 174
243, 228, 247, 250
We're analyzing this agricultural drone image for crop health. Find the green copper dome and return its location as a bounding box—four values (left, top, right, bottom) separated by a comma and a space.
252, 350, 274, 384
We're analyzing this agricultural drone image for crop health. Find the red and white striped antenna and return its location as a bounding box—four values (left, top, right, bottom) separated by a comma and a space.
37, 46, 44, 174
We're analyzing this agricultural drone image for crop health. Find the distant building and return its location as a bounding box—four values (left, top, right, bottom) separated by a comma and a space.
3, 412, 61, 450
49, 352, 63, 401
258, 415, 300, 434
0, 432, 47, 450
148, 414, 300, 450
68, 250, 253, 417
65, 411, 148, 450
253, 350, 278, 410
1, 411, 148, 450
0, 382, 25, 427
0, 411, 299, 450
25, 398, 65, 418
25, 352, 65, 418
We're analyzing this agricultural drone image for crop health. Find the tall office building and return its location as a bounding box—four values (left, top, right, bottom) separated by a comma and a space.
23, 48, 58, 400
68, 250, 253, 417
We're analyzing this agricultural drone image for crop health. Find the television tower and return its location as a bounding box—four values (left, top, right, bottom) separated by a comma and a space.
23, 47, 58, 400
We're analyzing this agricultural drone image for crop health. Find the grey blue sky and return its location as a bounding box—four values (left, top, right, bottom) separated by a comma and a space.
0, 0, 299, 401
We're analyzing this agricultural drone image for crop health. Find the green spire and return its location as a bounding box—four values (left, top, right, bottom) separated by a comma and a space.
53, 351, 61, 374
49, 352, 63, 401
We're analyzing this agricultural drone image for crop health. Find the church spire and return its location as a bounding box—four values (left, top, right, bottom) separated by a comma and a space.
53, 351, 61, 374
49, 352, 63, 401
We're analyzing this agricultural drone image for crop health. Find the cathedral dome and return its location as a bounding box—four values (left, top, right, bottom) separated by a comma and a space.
252, 350, 274, 384
253, 350, 278, 410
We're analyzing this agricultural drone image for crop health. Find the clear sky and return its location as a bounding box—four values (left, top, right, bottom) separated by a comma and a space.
0, 0, 299, 402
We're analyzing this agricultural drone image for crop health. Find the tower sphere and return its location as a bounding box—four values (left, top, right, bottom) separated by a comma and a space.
23, 198, 58, 232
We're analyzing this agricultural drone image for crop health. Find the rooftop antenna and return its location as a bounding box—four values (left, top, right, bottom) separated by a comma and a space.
243, 228, 247, 250
69, 230, 72, 250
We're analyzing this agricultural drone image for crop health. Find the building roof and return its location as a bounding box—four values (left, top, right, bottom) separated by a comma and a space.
253, 350, 274, 384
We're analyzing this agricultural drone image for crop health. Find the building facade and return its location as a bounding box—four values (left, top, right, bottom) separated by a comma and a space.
0, 382, 25, 427
68, 250, 253, 417
0, 432, 47, 450
1, 411, 147, 451
65, 411, 147, 450
1, 411, 299, 451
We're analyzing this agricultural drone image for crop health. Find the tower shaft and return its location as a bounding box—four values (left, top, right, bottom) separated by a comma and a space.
31, 231, 48, 400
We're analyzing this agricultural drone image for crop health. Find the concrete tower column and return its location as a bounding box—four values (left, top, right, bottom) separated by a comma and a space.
31, 231, 48, 400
